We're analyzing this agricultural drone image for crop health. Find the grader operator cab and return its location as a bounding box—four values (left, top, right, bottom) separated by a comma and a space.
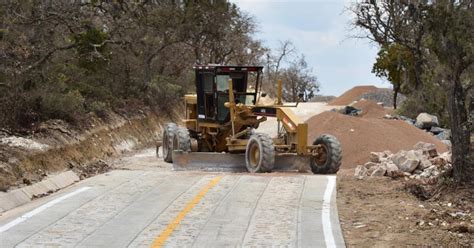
161, 65, 342, 174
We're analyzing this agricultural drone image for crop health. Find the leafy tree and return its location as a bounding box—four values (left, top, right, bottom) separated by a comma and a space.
424, 0, 473, 183
372, 44, 415, 109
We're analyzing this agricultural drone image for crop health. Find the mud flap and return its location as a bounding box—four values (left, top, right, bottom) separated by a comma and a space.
172, 150, 312, 173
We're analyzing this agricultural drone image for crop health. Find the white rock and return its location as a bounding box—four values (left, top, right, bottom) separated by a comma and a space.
398, 159, 419, 173
369, 152, 382, 163
415, 113, 439, 129
354, 165, 368, 179
413, 141, 438, 157
391, 151, 407, 166
391, 150, 420, 173
385, 162, 400, 177
418, 158, 432, 170
406, 150, 424, 161
371, 165, 387, 177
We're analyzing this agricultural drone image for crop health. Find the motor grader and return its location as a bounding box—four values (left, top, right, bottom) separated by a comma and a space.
161, 65, 342, 174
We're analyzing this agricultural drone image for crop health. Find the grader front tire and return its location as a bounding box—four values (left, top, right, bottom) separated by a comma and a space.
310, 134, 342, 174
245, 133, 275, 173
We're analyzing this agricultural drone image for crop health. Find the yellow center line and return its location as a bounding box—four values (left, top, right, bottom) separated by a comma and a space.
150, 176, 222, 248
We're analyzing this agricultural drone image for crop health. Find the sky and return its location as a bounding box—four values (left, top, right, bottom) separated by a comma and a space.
231, 0, 389, 96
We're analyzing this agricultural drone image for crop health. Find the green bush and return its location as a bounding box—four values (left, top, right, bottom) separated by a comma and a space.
41, 90, 85, 122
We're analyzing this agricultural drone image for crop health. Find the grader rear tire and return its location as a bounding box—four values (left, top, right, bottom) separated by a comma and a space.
310, 134, 342, 174
162, 123, 178, 163
173, 127, 192, 152
245, 133, 275, 173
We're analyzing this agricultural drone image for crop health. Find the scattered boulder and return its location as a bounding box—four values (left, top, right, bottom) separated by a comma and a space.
371, 165, 387, 177
399, 159, 420, 173
414, 142, 438, 158
436, 129, 451, 140
390, 150, 420, 173
364, 162, 378, 175
415, 113, 439, 129
354, 165, 368, 179
391, 151, 407, 166
385, 162, 400, 177
418, 158, 432, 170
369, 152, 382, 163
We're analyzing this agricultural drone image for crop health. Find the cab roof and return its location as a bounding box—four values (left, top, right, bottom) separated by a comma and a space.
193, 65, 263, 72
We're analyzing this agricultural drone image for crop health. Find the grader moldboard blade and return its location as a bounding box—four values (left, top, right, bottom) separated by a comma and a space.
172, 150, 312, 173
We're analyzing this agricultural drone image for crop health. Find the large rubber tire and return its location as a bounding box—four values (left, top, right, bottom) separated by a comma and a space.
173, 127, 191, 152
310, 134, 342, 174
162, 123, 177, 163
245, 133, 275, 173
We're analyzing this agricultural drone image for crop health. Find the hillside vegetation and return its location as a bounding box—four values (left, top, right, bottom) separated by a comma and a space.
1, 1, 321, 132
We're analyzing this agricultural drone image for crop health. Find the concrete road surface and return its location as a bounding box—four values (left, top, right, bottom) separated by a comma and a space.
0, 152, 345, 248
0, 102, 346, 247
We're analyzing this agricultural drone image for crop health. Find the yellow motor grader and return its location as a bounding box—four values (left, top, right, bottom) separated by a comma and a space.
161, 65, 341, 173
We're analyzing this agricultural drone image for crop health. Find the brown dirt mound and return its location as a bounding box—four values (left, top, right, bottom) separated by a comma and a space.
329, 85, 378, 105
306, 111, 448, 169
352, 99, 393, 118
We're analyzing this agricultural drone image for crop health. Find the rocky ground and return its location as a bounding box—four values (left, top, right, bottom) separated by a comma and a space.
338, 168, 473, 247
341, 140, 473, 247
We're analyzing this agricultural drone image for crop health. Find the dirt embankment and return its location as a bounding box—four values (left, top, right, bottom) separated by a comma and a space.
306, 111, 448, 169
0, 110, 179, 191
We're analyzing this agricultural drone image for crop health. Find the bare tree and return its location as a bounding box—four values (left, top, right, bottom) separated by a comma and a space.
280, 56, 319, 102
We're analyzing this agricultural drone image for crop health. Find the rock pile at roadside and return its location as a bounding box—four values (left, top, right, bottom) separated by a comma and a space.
354, 142, 452, 181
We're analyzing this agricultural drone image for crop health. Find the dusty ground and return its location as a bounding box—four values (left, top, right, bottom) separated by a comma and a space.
337, 169, 473, 247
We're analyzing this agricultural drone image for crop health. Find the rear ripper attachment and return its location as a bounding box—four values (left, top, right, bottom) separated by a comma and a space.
158, 65, 342, 174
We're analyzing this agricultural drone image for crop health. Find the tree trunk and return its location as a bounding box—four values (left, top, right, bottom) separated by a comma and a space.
448, 76, 473, 183
393, 87, 399, 109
